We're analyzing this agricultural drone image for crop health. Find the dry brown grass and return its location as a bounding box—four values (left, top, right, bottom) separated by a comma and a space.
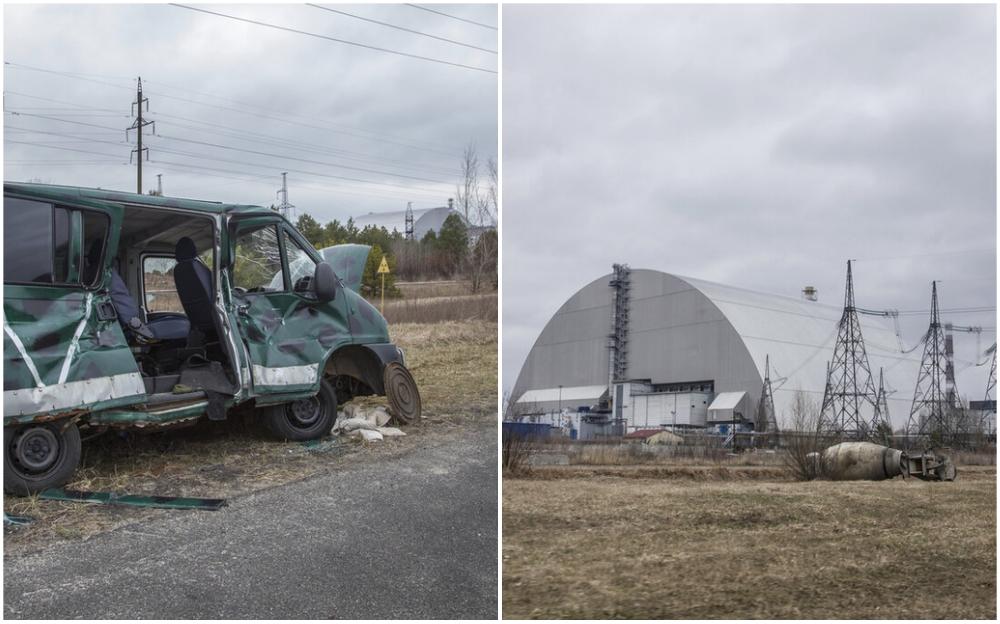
551, 441, 782, 466
382, 293, 497, 324
390, 320, 497, 419
395, 280, 472, 299
4, 320, 497, 549
503, 468, 996, 619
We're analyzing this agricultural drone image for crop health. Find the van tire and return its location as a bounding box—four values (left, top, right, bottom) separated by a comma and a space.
264, 378, 337, 441
4, 422, 82, 496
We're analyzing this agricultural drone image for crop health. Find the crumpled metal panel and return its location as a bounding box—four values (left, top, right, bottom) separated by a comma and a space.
5, 372, 145, 420
3, 285, 145, 421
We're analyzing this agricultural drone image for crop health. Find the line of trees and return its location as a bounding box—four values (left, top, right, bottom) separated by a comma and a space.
291, 143, 497, 295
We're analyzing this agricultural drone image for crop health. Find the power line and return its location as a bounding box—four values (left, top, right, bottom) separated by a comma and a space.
4, 110, 124, 133
5, 66, 462, 156
5, 140, 129, 160
307, 4, 497, 54
4, 90, 129, 113
5, 161, 124, 167
169, 4, 497, 74
854, 248, 995, 262
3, 62, 136, 92
405, 4, 497, 30
148, 158, 445, 204
896, 306, 996, 317
146, 90, 457, 156
4, 110, 128, 117
146, 143, 448, 195
5, 123, 129, 147
5, 109, 454, 187
143, 89, 456, 155
152, 132, 450, 184
5, 118, 449, 198
148, 111, 457, 176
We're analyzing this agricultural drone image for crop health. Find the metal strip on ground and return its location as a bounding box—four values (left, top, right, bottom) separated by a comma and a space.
39, 488, 227, 510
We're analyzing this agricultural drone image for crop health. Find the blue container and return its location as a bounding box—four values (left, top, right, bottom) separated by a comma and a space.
502, 421, 552, 440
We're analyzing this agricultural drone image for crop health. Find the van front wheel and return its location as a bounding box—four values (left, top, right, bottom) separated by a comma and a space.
264, 379, 337, 441
4, 422, 82, 496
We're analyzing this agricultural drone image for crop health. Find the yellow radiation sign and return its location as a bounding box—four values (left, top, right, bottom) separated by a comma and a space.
377, 255, 390, 314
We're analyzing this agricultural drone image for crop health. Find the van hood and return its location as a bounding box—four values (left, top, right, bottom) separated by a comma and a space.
320, 244, 370, 293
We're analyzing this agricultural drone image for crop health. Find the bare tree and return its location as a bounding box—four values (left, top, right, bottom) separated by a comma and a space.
467, 229, 497, 293
455, 143, 498, 292
782, 390, 830, 480
456, 143, 480, 225
482, 155, 498, 227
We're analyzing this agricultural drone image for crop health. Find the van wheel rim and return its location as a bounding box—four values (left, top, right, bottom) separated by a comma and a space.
384, 363, 421, 425
12, 427, 60, 473
287, 397, 321, 427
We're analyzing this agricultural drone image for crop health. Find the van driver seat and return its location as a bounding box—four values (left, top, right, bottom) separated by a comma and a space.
173, 237, 216, 341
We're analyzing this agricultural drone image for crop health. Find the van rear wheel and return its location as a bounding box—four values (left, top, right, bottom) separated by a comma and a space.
264, 378, 337, 441
4, 422, 82, 496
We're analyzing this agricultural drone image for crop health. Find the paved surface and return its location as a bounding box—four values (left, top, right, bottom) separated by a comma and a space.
4, 423, 497, 619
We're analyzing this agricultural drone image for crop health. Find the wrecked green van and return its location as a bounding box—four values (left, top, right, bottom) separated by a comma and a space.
3, 183, 420, 495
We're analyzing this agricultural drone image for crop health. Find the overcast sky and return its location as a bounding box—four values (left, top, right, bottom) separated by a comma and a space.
4, 3, 497, 223
502, 4, 996, 400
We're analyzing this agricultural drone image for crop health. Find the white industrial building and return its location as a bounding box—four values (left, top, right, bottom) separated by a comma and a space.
352, 203, 469, 241
510, 268, 927, 439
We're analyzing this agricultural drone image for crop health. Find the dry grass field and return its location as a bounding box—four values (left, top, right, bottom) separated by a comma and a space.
503, 464, 996, 619
381, 292, 497, 324
4, 319, 497, 551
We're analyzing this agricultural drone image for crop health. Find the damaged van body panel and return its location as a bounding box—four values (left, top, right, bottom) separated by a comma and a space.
3, 287, 145, 419
3, 192, 148, 421
320, 244, 371, 294
3, 182, 420, 495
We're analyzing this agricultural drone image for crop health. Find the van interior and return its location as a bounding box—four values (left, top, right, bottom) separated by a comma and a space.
110, 206, 237, 399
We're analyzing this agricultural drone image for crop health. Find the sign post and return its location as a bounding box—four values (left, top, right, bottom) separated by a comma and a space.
377, 255, 390, 314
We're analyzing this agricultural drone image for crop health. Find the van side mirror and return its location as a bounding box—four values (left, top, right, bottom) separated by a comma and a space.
314, 262, 337, 303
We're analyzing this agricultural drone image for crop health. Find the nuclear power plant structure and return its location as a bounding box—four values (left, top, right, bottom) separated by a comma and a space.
508, 262, 995, 449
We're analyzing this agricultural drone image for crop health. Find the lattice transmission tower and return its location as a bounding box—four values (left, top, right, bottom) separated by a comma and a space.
907, 281, 964, 446
405, 202, 415, 241
818, 260, 881, 440
982, 343, 996, 436
872, 367, 893, 445
755, 354, 779, 446
275, 172, 295, 219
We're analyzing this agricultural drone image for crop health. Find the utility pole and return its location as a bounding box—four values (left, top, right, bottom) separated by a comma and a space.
818, 260, 879, 441
127, 77, 154, 194
156, 174, 163, 196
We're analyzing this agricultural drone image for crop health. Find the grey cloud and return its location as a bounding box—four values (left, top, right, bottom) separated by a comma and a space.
502, 4, 996, 403
4, 3, 497, 223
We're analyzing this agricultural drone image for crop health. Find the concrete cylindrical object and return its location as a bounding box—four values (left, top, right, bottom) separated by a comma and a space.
821, 442, 904, 481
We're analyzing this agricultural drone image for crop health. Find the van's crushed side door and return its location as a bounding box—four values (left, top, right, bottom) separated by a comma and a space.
3, 195, 147, 423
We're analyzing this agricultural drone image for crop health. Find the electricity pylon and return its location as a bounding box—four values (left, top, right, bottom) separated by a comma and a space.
982, 343, 996, 437
818, 260, 879, 440
907, 281, 963, 447
755, 355, 779, 447
872, 367, 893, 445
